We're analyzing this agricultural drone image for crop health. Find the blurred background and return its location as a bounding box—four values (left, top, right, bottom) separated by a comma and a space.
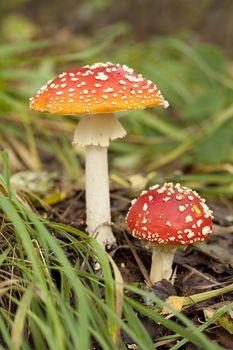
0, 0, 233, 196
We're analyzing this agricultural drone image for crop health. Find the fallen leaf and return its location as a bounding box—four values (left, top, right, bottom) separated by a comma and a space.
43, 191, 66, 205
162, 295, 185, 314
204, 301, 233, 334
11, 171, 58, 193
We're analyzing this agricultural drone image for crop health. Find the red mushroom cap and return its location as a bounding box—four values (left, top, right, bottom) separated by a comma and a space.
29, 62, 168, 115
126, 183, 213, 245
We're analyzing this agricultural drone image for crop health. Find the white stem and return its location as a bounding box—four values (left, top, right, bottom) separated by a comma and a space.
72, 113, 126, 249
85, 145, 116, 249
150, 246, 177, 284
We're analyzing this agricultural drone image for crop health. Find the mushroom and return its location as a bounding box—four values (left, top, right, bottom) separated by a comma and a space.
126, 183, 213, 284
29, 62, 168, 249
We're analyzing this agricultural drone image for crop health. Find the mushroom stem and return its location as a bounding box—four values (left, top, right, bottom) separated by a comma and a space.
72, 113, 127, 249
73, 113, 127, 249
85, 145, 115, 248
150, 245, 177, 284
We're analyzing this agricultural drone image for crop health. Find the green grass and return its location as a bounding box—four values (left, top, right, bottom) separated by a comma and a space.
0, 153, 230, 350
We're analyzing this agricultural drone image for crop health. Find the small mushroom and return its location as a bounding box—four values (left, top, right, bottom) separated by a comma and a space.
126, 183, 213, 284
30, 62, 168, 249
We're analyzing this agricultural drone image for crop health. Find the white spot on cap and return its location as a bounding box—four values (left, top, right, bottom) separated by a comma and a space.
103, 87, 114, 93
179, 205, 186, 212
95, 72, 109, 81
187, 231, 195, 238
185, 215, 193, 223
176, 195, 183, 200
125, 74, 135, 82
143, 203, 148, 211
202, 226, 211, 235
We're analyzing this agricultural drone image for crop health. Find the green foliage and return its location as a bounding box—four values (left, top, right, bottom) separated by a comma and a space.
112, 36, 233, 167
0, 32, 233, 176
1, 14, 38, 42
194, 117, 233, 163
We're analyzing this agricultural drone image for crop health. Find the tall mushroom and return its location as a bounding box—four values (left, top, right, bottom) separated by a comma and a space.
126, 183, 213, 284
29, 62, 168, 249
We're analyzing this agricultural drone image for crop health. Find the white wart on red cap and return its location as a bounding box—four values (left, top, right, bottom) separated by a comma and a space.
127, 183, 213, 245
29, 62, 168, 115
